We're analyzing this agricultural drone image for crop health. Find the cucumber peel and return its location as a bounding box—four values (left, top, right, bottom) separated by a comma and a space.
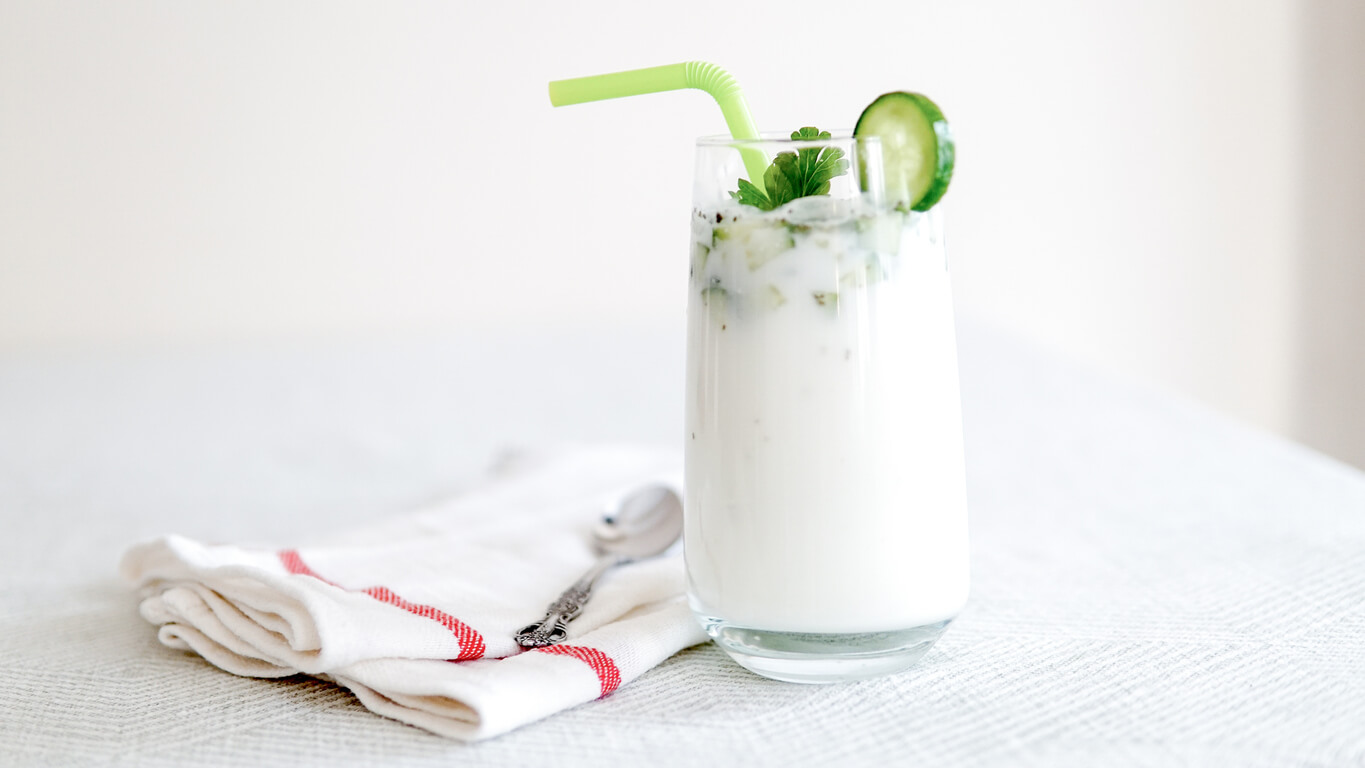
854, 92, 954, 212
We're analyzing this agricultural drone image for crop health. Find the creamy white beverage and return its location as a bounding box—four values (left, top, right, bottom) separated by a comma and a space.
545, 62, 964, 681
684, 197, 970, 636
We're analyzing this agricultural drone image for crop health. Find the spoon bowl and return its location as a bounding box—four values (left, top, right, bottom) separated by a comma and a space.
594, 485, 684, 561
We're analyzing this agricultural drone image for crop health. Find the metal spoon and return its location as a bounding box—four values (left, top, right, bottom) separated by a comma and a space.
515, 485, 683, 648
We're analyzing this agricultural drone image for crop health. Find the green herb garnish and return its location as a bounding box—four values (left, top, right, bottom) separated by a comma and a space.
730, 127, 850, 211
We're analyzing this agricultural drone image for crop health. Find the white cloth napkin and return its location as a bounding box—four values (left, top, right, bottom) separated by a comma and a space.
121, 446, 708, 741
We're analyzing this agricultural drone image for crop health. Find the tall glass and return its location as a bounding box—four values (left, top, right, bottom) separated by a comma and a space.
684, 133, 970, 683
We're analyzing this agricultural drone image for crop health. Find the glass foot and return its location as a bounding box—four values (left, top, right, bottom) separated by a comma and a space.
697, 615, 952, 684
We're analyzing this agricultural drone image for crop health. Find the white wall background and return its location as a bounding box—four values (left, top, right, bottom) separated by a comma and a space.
2, 1, 1362, 465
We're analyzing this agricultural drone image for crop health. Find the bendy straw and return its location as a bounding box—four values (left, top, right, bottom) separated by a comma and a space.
548, 61, 769, 187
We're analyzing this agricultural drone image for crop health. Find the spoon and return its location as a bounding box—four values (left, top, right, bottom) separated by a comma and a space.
515, 485, 684, 648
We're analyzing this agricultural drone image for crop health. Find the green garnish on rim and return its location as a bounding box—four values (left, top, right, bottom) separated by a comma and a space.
853, 92, 955, 212
728, 95, 955, 214
730, 127, 850, 211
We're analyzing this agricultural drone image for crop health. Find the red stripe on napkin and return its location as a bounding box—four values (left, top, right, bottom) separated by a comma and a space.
276, 549, 486, 660
535, 645, 622, 697
360, 586, 485, 660
277, 549, 337, 585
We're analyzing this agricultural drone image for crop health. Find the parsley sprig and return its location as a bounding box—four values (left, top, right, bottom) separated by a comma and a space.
729, 128, 850, 212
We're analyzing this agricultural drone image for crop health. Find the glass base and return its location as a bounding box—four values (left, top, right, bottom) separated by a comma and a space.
696, 614, 953, 684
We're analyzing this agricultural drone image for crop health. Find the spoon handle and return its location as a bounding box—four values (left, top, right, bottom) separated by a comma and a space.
515, 554, 623, 648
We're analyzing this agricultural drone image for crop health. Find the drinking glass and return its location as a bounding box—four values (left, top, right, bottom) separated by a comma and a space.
684, 133, 970, 683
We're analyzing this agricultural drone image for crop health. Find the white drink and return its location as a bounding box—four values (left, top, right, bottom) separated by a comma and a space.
545, 62, 966, 682
684, 197, 970, 659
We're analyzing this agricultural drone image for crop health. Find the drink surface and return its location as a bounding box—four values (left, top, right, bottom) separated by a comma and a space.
684, 196, 970, 634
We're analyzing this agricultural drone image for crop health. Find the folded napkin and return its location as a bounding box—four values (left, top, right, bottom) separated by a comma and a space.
121, 446, 708, 741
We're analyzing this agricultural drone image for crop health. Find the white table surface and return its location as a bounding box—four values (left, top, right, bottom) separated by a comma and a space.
2, 320, 1363, 767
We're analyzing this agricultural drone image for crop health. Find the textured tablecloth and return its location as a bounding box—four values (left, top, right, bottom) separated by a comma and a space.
2, 320, 1362, 767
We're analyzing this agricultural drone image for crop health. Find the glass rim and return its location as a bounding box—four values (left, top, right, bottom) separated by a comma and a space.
695, 131, 874, 148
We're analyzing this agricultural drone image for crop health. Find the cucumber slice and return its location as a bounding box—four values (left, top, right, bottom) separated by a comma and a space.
713, 217, 796, 271
763, 284, 787, 309
854, 92, 954, 212
701, 286, 728, 325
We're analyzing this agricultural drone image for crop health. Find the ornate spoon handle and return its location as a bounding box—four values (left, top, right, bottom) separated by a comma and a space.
515, 554, 622, 648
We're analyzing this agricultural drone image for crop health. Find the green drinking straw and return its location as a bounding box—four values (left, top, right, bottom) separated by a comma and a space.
548, 61, 770, 189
